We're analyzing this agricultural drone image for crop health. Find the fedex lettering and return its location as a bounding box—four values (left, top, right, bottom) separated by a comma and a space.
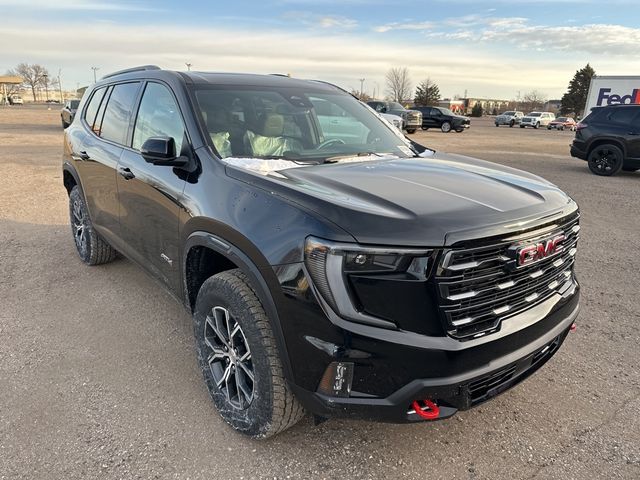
596, 88, 640, 106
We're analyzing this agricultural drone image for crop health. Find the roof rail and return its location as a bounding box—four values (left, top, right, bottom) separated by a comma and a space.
101, 65, 161, 80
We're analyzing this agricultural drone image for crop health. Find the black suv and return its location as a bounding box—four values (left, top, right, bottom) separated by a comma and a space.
413, 106, 471, 133
570, 104, 640, 176
63, 66, 580, 438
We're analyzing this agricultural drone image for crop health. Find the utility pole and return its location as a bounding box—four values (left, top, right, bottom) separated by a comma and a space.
58, 69, 64, 103
43, 73, 49, 101
359, 78, 365, 99
91, 66, 99, 83
185, 62, 192, 71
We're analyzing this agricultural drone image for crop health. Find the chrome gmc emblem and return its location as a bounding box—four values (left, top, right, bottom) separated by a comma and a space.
512, 233, 566, 268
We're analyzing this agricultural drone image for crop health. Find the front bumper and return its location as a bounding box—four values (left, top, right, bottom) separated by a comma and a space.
279, 262, 580, 423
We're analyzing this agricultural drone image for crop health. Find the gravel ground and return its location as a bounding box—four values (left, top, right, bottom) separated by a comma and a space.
1, 105, 639, 480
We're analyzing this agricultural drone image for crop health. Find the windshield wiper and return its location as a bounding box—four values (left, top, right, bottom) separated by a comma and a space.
325, 152, 393, 162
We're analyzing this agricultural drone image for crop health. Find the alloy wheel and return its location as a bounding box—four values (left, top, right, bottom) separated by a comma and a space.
204, 306, 254, 410
71, 198, 88, 256
590, 147, 618, 174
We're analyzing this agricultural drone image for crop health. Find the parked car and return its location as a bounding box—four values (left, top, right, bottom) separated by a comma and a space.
9, 95, 23, 105
64, 66, 580, 438
495, 110, 524, 127
520, 112, 555, 129
60, 99, 80, 128
381, 112, 403, 131
366, 100, 422, 133
46, 99, 61, 104
413, 106, 471, 133
570, 104, 640, 176
547, 117, 577, 131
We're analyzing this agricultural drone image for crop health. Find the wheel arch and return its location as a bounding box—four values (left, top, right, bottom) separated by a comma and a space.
62, 162, 81, 196
587, 137, 627, 159
183, 230, 295, 382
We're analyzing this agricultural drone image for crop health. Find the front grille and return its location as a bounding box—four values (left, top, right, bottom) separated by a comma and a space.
435, 213, 579, 339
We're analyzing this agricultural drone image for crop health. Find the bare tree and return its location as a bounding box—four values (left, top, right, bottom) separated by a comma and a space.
14, 63, 50, 101
385, 67, 412, 103
521, 90, 547, 112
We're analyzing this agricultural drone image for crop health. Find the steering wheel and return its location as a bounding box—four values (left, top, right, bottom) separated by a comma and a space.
316, 138, 346, 150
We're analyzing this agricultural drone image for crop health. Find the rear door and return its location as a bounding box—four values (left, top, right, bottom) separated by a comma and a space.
73, 84, 129, 243
116, 81, 188, 292
626, 109, 640, 159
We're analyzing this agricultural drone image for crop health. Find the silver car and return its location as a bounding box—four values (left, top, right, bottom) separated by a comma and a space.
495, 110, 524, 127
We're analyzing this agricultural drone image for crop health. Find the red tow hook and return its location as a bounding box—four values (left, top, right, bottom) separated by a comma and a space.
570, 322, 577, 332
412, 399, 440, 420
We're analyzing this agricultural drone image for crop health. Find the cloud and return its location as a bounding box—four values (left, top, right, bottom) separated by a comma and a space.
282, 11, 357, 29
373, 21, 434, 33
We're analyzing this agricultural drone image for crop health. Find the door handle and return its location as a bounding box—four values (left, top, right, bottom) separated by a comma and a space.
78, 151, 90, 160
118, 166, 135, 180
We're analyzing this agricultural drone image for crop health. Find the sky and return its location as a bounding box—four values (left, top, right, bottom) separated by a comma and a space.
1, 0, 639, 100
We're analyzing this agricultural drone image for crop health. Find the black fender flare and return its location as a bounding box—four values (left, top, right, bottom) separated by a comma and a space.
62, 161, 83, 196
183, 231, 295, 383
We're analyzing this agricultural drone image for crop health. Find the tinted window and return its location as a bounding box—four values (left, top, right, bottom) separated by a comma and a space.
100, 82, 140, 145
83, 87, 106, 129
70, 100, 80, 109
503, 111, 515, 115
133, 83, 185, 154
608, 108, 639, 125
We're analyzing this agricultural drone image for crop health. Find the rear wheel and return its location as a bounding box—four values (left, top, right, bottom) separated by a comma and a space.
68, 186, 117, 265
406, 129, 416, 134
588, 144, 624, 176
421, 126, 429, 131
441, 121, 451, 133
193, 269, 305, 438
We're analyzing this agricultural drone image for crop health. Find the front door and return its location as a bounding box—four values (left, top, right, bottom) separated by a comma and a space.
116, 81, 188, 292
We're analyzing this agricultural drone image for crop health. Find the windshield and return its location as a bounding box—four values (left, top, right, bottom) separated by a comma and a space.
502, 111, 515, 116
193, 85, 414, 161
528, 112, 542, 117
556, 117, 567, 122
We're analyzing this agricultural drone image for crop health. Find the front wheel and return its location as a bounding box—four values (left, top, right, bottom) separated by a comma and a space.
495, 123, 499, 127
194, 269, 305, 438
588, 144, 624, 176
68, 186, 117, 265
421, 126, 429, 131
441, 121, 451, 133
509, 120, 515, 127
406, 129, 416, 134
455, 127, 464, 133
520, 125, 525, 128
534, 122, 540, 129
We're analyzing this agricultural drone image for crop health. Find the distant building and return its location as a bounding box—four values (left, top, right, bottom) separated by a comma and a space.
439, 97, 513, 115
543, 99, 562, 113
438, 99, 465, 114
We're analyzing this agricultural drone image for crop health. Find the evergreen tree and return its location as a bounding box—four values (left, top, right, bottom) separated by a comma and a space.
560, 64, 595, 116
414, 78, 440, 106
471, 103, 483, 117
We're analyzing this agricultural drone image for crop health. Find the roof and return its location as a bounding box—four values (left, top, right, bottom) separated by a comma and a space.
0, 75, 23, 85
100, 65, 339, 91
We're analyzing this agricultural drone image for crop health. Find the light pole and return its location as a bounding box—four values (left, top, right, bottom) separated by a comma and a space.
359, 78, 365, 99
43, 73, 49, 101
185, 63, 192, 71
58, 69, 64, 103
91, 66, 100, 83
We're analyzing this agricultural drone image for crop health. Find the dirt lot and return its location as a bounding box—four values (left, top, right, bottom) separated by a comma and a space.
1, 105, 639, 480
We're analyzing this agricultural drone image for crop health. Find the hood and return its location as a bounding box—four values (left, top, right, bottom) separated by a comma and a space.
226, 152, 577, 247
452, 114, 470, 121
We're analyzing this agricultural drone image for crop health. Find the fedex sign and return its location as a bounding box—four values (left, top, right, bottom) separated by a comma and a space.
596, 87, 640, 106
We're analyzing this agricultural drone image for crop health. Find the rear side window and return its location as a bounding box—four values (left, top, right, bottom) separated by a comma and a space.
100, 82, 141, 145
608, 108, 639, 125
83, 87, 106, 131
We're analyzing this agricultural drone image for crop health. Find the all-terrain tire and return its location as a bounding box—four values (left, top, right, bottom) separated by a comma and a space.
69, 186, 117, 265
193, 269, 305, 438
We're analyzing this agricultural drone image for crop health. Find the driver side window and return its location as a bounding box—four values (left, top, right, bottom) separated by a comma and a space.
132, 83, 185, 155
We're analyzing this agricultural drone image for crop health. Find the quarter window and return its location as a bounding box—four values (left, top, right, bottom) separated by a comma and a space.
83, 87, 106, 132
100, 82, 141, 145
609, 108, 639, 125
132, 83, 185, 154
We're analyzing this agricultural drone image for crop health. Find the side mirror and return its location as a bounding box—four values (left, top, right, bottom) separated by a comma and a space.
141, 136, 188, 167
380, 106, 388, 113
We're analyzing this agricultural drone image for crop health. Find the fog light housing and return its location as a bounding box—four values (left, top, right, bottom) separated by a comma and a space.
317, 361, 354, 398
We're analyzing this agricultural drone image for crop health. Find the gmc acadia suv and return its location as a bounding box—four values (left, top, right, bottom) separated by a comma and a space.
63, 66, 580, 438
570, 104, 640, 176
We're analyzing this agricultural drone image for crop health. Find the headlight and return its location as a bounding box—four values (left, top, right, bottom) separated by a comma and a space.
304, 237, 432, 328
